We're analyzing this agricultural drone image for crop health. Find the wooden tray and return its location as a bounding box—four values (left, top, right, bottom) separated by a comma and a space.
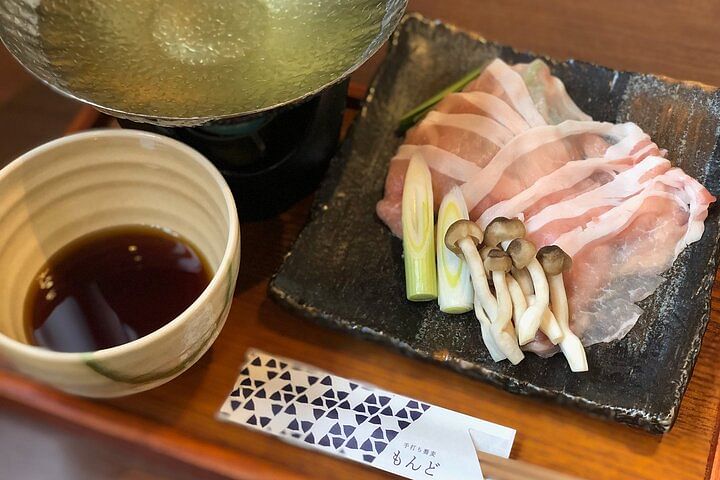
1, 75, 720, 480
270, 15, 720, 434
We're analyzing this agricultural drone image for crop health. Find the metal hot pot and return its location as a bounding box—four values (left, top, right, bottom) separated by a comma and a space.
0, 0, 407, 219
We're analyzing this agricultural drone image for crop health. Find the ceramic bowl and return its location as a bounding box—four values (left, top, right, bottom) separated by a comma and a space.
0, 130, 240, 397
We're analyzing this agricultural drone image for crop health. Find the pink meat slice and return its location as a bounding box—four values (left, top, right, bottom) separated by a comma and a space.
525, 155, 672, 246
525, 169, 715, 355
477, 156, 637, 228
405, 111, 514, 167
434, 92, 530, 135
512, 60, 592, 124
460, 121, 660, 219
464, 58, 547, 128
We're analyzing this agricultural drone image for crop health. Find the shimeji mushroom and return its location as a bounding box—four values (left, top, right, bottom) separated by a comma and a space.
506, 273, 527, 329
506, 238, 541, 345
511, 265, 534, 296
537, 246, 588, 372
484, 248, 524, 364
505, 239, 562, 344
483, 217, 526, 249
507, 238, 553, 346
474, 296, 507, 362
445, 220, 506, 361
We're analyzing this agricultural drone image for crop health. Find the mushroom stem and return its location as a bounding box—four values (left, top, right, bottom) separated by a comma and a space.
548, 274, 588, 372
522, 295, 563, 345
539, 307, 563, 344
511, 266, 534, 296
474, 297, 506, 362
491, 270, 525, 364
516, 259, 549, 343
458, 238, 497, 318
506, 274, 527, 327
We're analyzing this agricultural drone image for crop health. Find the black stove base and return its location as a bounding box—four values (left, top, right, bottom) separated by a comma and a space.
118, 80, 348, 221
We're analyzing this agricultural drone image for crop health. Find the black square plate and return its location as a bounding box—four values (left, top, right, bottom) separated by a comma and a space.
269, 14, 720, 433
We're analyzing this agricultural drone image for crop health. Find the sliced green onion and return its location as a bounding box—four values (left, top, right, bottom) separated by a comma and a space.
436, 187, 473, 313
396, 63, 488, 134
402, 153, 437, 301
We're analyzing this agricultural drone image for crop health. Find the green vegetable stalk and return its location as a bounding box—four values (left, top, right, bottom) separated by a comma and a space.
396, 63, 488, 134
402, 154, 437, 301
436, 187, 473, 313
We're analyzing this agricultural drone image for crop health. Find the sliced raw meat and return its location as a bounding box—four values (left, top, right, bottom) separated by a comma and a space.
405, 111, 514, 167
553, 169, 715, 347
460, 121, 661, 218
513, 59, 592, 124
435, 92, 530, 135
525, 155, 672, 245
464, 59, 547, 128
477, 156, 636, 228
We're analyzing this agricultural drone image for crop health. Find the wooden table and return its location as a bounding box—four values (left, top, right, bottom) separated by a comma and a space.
3, 2, 720, 479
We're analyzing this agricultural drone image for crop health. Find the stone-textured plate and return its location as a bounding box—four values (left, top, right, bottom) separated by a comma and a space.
269, 14, 720, 433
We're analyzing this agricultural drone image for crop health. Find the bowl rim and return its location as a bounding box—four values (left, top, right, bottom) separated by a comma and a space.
0, 129, 240, 364
0, 0, 409, 127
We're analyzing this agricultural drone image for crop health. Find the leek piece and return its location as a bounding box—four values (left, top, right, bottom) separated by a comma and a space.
436, 187, 473, 313
402, 153, 437, 301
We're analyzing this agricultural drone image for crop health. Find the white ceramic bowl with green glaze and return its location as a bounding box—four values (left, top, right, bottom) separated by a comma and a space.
0, 130, 240, 397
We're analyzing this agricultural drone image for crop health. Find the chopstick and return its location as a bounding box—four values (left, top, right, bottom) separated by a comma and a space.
477, 451, 585, 480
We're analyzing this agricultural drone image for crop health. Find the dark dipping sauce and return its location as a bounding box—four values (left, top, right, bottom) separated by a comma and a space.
24, 225, 212, 353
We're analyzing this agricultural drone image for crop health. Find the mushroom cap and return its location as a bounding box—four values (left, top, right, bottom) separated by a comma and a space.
484, 217, 526, 247
445, 220, 484, 255
484, 247, 512, 273
536, 245, 573, 275
507, 238, 537, 269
